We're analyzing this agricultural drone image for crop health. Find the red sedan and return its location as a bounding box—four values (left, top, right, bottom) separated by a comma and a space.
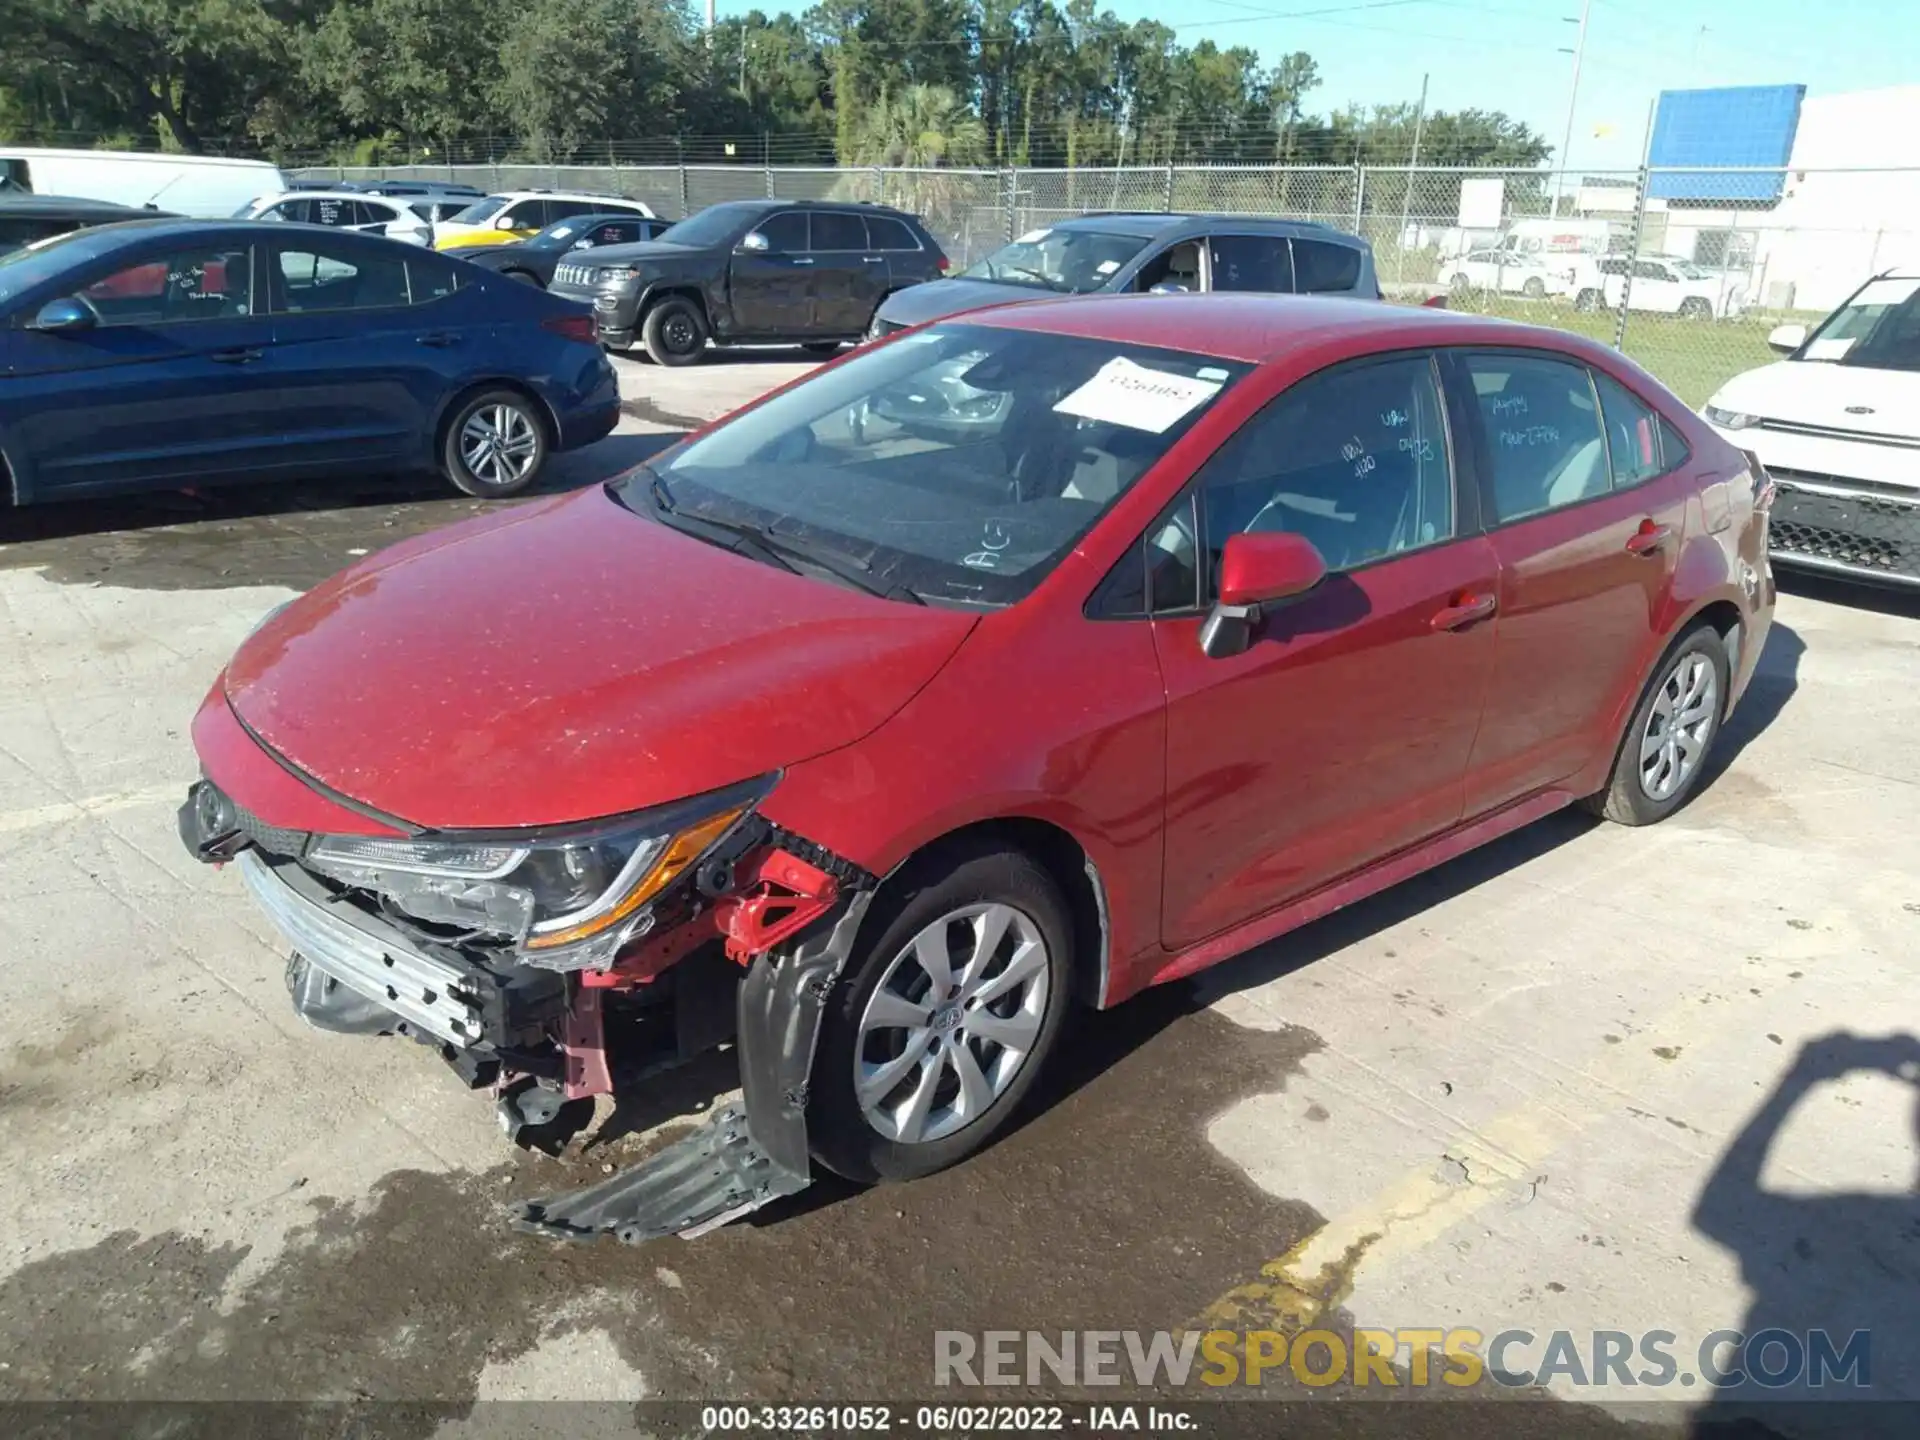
179, 293, 1776, 1242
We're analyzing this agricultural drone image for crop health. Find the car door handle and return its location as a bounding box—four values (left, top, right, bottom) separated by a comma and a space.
1430, 593, 1498, 631
416, 332, 462, 348
207, 347, 263, 365
1625, 520, 1674, 555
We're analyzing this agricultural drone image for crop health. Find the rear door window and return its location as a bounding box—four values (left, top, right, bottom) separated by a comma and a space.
497, 200, 546, 230
1207, 234, 1295, 293
1462, 352, 1610, 522
810, 212, 869, 252
273, 238, 414, 312
1292, 238, 1363, 293
865, 215, 920, 251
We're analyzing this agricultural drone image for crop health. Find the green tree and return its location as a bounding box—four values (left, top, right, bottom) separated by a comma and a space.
854, 81, 986, 165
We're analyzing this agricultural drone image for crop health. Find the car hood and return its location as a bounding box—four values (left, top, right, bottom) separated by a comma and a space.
875, 277, 1058, 327
564, 239, 702, 266
1711, 360, 1920, 441
222, 486, 978, 830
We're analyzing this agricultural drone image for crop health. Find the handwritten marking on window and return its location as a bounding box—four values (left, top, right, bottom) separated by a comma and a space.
1381, 407, 1409, 428
1491, 394, 1530, 417
1498, 425, 1562, 449
1398, 436, 1434, 460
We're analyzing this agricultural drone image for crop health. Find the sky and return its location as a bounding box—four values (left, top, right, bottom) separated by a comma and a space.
719, 0, 1919, 171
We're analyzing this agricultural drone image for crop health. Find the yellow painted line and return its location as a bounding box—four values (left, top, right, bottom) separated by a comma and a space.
1188, 972, 1782, 1336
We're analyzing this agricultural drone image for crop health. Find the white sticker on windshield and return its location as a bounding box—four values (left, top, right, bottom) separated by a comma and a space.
1053, 357, 1222, 433
1095, 259, 1120, 275
1805, 337, 1856, 360
1197, 366, 1229, 381
1017, 229, 1051, 244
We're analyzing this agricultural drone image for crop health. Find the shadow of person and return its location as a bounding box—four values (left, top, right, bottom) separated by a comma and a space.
1688, 1033, 1920, 1436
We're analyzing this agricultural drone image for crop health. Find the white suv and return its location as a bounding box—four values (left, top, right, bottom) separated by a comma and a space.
1440, 247, 1576, 299
243, 191, 431, 246
1702, 271, 1920, 587
1581, 254, 1745, 319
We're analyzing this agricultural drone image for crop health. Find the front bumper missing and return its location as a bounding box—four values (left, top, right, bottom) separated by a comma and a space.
515, 889, 873, 1244
238, 849, 485, 1047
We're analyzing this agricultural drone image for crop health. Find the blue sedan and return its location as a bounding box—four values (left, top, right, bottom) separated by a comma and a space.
0, 218, 620, 504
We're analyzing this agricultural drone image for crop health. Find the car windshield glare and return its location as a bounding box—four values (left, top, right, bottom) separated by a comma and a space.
449, 195, 509, 225
636, 324, 1248, 606
960, 229, 1150, 293
657, 202, 764, 249
0, 228, 109, 301
1800, 277, 1920, 371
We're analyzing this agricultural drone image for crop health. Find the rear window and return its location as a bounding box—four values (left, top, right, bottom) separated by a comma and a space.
811, 212, 868, 251
865, 215, 920, 251
1292, 238, 1363, 294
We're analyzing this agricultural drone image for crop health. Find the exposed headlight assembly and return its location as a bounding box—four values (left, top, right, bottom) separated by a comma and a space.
306, 776, 772, 971
1703, 403, 1761, 430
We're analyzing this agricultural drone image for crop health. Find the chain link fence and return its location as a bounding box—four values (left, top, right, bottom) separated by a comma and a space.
300, 159, 1920, 409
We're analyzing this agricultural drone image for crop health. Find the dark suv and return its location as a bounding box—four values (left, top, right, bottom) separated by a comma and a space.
870, 213, 1378, 338
547, 198, 948, 365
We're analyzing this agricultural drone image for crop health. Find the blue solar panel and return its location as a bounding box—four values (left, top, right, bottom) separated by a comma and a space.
1648, 86, 1805, 203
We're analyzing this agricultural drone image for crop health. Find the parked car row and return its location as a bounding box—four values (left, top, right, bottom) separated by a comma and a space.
1439, 243, 1747, 320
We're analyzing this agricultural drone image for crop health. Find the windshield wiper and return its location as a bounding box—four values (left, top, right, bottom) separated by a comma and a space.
997, 264, 1067, 291
635, 469, 924, 605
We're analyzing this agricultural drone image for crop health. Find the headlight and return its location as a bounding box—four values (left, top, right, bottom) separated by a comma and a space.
306, 778, 770, 970
597, 266, 640, 284
1704, 403, 1761, 430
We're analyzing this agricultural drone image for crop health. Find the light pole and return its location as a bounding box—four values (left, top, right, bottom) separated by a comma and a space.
1552, 0, 1592, 219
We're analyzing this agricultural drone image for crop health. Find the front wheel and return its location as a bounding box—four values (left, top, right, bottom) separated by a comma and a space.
809, 842, 1073, 1184
442, 388, 548, 499
1574, 288, 1603, 313
1521, 276, 1547, 299
1584, 624, 1730, 825
641, 296, 709, 366
504, 269, 543, 287
1679, 297, 1713, 321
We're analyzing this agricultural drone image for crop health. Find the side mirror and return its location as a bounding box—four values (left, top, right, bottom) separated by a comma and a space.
1148, 281, 1189, 295
30, 297, 97, 334
1767, 322, 1808, 355
737, 231, 770, 254
1200, 531, 1328, 660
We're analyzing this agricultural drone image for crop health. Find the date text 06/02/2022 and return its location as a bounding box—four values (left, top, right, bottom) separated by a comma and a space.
698, 1404, 1198, 1432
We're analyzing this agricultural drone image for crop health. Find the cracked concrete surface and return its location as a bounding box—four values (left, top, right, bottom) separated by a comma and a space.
0, 351, 1914, 1435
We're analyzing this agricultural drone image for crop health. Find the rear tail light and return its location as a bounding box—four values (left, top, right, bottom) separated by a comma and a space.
1421, 293, 1448, 309
542, 312, 597, 344
935, 255, 950, 273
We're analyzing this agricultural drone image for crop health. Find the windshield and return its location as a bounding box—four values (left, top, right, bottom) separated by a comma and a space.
1799, 277, 1920, 371
960, 229, 1151, 293
0, 228, 106, 300
1670, 259, 1714, 280
447, 195, 509, 225
656, 202, 762, 249
620, 323, 1248, 606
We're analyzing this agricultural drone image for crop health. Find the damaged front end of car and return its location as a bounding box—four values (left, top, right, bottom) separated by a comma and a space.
177, 769, 876, 1245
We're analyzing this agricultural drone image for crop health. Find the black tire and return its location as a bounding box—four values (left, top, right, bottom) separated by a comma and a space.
1448, 272, 1473, 295
1522, 276, 1546, 299
641, 295, 708, 366
504, 269, 543, 287
440, 387, 549, 499
1679, 297, 1713, 321
809, 841, 1074, 1185
802, 341, 843, 356
1582, 623, 1731, 826
1574, 288, 1603, 313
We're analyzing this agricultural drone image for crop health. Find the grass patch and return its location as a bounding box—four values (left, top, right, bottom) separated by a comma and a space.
1457, 296, 1790, 410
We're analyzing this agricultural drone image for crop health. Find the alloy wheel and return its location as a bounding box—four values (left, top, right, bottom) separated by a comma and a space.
853, 902, 1051, 1145
1639, 652, 1718, 802
458, 404, 539, 489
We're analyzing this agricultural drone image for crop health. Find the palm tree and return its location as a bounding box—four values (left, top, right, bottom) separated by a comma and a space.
855, 84, 988, 168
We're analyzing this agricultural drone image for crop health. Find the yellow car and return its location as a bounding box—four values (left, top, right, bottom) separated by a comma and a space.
433, 191, 657, 251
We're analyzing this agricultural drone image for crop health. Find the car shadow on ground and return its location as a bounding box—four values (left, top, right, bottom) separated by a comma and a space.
0, 431, 681, 592
1685, 1031, 1920, 1431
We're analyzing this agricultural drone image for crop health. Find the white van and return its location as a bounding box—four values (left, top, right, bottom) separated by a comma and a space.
0, 148, 287, 219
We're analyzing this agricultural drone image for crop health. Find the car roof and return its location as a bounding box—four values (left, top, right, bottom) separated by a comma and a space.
1048, 211, 1354, 242
0, 193, 163, 221
259, 190, 404, 205
488, 191, 645, 204
962, 291, 1596, 365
